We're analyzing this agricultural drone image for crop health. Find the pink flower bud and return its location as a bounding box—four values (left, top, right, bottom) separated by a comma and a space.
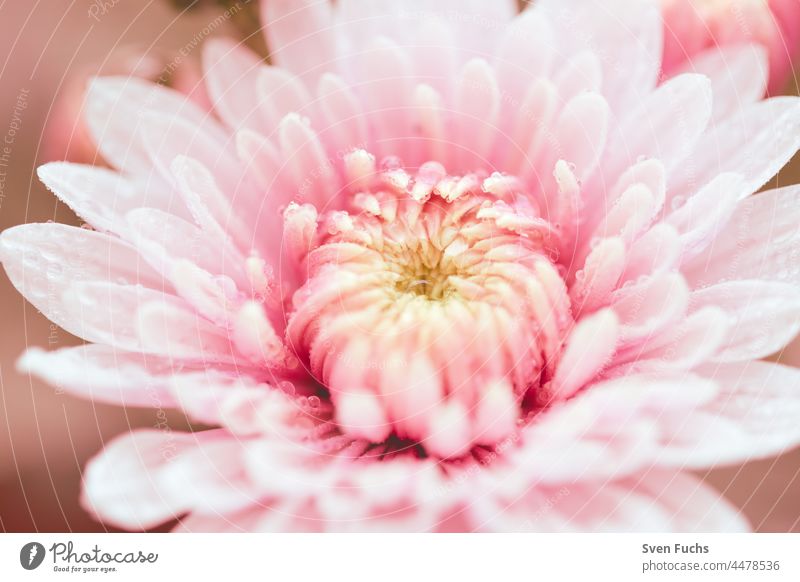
662, 0, 800, 92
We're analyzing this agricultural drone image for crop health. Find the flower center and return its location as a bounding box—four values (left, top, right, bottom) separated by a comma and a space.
286, 154, 573, 458
393, 245, 458, 300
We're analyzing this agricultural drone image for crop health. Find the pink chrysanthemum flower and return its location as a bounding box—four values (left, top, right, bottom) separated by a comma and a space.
5, 0, 800, 532
662, 0, 800, 92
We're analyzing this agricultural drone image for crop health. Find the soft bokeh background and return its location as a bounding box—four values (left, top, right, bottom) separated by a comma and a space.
0, 0, 798, 532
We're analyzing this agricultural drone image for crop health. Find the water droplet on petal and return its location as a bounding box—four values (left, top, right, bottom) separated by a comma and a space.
670, 195, 687, 211
380, 156, 403, 171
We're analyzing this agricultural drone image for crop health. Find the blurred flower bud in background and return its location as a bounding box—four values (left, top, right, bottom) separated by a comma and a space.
661, 0, 800, 93
41, 0, 267, 166
42, 47, 211, 165
769, 0, 800, 83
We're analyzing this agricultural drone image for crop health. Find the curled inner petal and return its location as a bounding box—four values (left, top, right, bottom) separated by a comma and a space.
287, 156, 573, 458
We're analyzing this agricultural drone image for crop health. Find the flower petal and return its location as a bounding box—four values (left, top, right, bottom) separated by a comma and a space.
493, 9, 554, 106
0, 223, 165, 339
657, 361, 800, 468
602, 74, 712, 181
535, 0, 661, 112
550, 309, 619, 401
18, 345, 180, 408
85, 77, 221, 174
82, 430, 259, 529
690, 280, 800, 362
471, 470, 748, 532
668, 97, 800, 205
203, 38, 266, 133
678, 44, 768, 123
262, 0, 336, 86
611, 273, 690, 345
315, 73, 369, 156
684, 185, 800, 287
455, 59, 501, 170
37, 163, 184, 236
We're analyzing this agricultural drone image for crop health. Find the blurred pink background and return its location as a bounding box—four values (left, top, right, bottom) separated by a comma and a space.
0, 0, 799, 532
